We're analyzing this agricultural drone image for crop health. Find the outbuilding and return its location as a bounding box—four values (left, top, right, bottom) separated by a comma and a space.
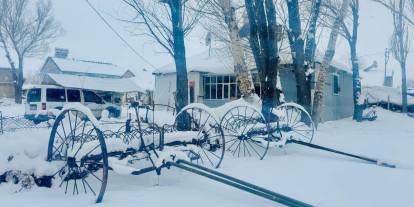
38, 56, 144, 104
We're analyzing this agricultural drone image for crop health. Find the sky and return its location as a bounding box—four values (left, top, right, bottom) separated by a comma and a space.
0, 0, 412, 89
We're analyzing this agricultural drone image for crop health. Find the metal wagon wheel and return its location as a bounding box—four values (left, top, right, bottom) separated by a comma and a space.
271, 103, 315, 143
47, 107, 108, 203
172, 106, 225, 168
220, 105, 270, 160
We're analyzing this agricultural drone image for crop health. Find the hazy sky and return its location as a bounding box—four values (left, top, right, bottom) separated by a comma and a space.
0, 0, 412, 89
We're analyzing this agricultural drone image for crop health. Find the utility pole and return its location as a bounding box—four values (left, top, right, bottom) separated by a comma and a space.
383, 48, 390, 86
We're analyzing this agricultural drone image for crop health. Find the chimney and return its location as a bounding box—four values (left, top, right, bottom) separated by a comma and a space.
54, 48, 69, 59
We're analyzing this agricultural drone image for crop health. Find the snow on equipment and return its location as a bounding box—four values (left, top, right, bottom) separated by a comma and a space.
42, 102, 311, 206
219, 101, 395, 168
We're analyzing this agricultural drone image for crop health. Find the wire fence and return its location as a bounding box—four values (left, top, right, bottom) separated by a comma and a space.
0, 112, 50, 134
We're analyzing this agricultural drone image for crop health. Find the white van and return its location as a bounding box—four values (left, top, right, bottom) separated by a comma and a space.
25, 85, 121, 122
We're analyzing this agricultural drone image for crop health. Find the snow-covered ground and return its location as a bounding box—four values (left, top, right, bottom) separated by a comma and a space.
0, 106, 413, 207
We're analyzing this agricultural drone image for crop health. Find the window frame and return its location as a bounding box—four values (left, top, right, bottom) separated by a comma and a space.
333, 73, 340, 96
203, 75, 238, 100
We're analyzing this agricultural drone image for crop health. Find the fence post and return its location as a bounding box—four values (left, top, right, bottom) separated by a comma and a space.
0, 111, 3, 134
387, 96, 390, 110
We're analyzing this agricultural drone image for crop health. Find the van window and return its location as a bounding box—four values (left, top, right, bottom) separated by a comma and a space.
27, 88, 41, 102
47, 88, 66, 102
83, 90, 103, 104
67, 90, 81, 102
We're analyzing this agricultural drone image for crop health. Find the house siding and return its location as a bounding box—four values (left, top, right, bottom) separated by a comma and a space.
154, 72, 202, 108
279, 64, 353, 122
0, 68, 15, 99
154, 64, 354, 121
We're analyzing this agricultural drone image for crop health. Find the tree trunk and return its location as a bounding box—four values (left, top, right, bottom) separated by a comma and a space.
304, 0, 322, 112
312, 0, 350, 127
350, 41, 363, 120
305, 0, 322, 64
401, 60, 408, 112
221, 0, 254, 98
170, 0, 189, 128
398, 0, 408, 113
244, 0, 280, 120
350, 1, 363, 121
263, 0, 280, 111
15, 56, 24, 104
287, 0, 310, 111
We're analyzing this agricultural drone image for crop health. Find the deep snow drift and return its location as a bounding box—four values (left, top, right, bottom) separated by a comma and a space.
0, 107, 413, 207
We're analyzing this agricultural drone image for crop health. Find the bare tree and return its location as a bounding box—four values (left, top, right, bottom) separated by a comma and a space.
0, 0, 61, 104
410, 0, 414, 15
121, 0, 205, 127
244, 0, 280, 118
371, 0, 414, 27
312, 0, 350, 126
200, 0, 255, 99
321, 0, 364, 120
390, 0, 410, 112
371, 0, 410, 113
285, 0, 322, 112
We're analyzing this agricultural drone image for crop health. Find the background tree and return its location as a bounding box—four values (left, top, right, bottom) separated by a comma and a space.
371, 0, 411, 113
321, 0, 364, 120
312, 0, 350, 126
410, 0, 414, 15
244, 0, 280, 118
121, 0, 205, 126
389, 0, 410, 112
0, 0, 61, 104
371, 0, 414, 27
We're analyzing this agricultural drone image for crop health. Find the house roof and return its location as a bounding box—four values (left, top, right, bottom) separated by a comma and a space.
50, 57, 132, 77
154, 48, 351, 75
155, 49, 234, 75
362, 86, 414, 106
46, 73, 143, 93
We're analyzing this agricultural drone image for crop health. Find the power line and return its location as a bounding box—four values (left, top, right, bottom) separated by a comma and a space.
84, 0, 157, 70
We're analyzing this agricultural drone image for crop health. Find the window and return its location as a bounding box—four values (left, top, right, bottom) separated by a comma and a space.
203, 75, 238, 100
46, 89, 66, 102
189, 85, 195, 103
83, 90, 104, 104
67, 90, 81, 102
27, 88, 41, 102
333, 74, 340, 95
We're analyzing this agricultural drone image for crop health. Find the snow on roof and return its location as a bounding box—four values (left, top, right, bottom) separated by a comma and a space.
155, 48, 351, 75
51, 57, 131, 77
362, 86, 414, 106
47, 73, 143, 93
155, 49, 234, 75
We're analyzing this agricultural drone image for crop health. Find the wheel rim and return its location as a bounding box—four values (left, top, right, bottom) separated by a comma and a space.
174, 107, 225, 168
220, 105, 270, 160
271, 104, 315, 143
47, 109, 108, 203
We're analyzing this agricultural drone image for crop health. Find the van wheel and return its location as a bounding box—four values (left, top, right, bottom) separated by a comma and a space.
106, 107, 121, 118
